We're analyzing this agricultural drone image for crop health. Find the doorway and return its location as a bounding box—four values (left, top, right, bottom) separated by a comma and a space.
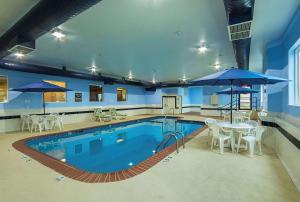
162, 96, 182, 114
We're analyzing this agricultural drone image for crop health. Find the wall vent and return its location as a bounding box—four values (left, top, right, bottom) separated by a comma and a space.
8, 44, 35, 55
228, 21, 252, 41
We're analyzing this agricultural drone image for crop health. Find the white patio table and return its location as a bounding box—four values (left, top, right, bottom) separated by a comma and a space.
217, 121, 253, 130
217, 121, 254, 151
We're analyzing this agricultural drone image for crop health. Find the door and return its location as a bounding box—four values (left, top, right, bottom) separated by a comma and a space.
162, 96, 176, 114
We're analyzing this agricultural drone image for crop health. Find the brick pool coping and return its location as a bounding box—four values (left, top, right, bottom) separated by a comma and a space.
12, 116, 207, 183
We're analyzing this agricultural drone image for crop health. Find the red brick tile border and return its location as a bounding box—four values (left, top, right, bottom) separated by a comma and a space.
12, 117, 207, 183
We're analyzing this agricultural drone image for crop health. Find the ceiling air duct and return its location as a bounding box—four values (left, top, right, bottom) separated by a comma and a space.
228, 20, 252, 41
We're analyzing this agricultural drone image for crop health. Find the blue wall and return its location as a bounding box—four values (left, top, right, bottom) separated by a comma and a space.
0, 69, 242, 113
0, 69, 147, 112
264, 6, 300, 118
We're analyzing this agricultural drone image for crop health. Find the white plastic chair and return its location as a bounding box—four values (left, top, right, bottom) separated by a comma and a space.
210, 124, 235, 154
258, 111, 268, 120
242, 111, 251, 122
52, 114, 64, 131
205, 118, 217, 145
30, 115, 45, 133
222, 111, 230, 121
237, 126, 265, 157
20, 115, 31, 131
246, 120, 259, 127
233, 111, 246, 123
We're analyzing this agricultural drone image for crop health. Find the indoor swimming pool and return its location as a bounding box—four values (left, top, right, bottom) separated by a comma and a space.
24, 117, 204, 173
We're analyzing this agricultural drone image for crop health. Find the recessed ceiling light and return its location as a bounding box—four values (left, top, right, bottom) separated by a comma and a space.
51, 28, 65, 39
89, 64, 98, 73
215, 63, 221, 69
91, 67, 96, 73
175, 30, 183, 36
210, 63, 221, 70
180, 75, 189, 82
14, 52, 24, 59
197, 45, 208, 53
128, 72, 134, 80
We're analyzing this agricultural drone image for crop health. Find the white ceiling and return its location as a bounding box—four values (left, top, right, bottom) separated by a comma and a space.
5, 0, 237, 82
249, 0, 300, 72
3, 0, 300, 82
0, 0, 38, 36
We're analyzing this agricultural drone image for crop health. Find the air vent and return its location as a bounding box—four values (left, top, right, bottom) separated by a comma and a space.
228, 21, 252, 41
8, 44, 35, 54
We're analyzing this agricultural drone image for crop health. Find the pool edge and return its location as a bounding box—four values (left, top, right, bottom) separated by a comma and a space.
12, 118, 207, 183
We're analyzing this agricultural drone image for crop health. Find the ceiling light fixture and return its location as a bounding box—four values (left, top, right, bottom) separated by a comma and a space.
128, 72, 134, 80
14, 52, 24, 59
180, 75, 189, 83
89, 64, 97, 73
91, 67, 96, 73
51, 28, 65, 39
197, 44, 208, 53
214, 63, 221, 70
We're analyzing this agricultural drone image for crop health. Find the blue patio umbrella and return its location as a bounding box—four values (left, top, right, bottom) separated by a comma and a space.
216, 87, 259, 95
10, 81, 72, 114
192, 68, 287, 123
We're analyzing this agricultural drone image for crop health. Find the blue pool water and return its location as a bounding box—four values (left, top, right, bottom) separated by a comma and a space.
26, 117, 203, 173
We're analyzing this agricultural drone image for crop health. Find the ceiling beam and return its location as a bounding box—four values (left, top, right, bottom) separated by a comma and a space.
0, 60, 148, 86
0, 0, 104, 59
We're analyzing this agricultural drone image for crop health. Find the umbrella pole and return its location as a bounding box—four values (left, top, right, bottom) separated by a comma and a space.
230, 81, 233, 123
43, 93, 46, 114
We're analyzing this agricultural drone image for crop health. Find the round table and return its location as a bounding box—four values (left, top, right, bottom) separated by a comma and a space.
217, 121, 254, 130
217, 121, 254, 151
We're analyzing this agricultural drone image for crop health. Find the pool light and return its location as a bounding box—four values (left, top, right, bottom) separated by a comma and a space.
128, 162, 133, 166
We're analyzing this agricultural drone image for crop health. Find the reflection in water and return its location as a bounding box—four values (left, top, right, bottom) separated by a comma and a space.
89, 139, 102, 155
26, 117, 203, 173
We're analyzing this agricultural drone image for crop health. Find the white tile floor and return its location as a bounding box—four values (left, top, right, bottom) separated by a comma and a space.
0, 115, 299, 202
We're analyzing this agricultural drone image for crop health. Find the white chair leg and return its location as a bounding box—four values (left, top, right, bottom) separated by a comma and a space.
59, 121, 63, 130
257, 140, 262, 155
237, 134, 241, 153
207, 130, 211, 146
21, 122, 25, 131
26, 122, 30, 131
248, 139, 255, 157
219, 138, 224, 154
210, 137, 215, 150
230, 136, 235, 153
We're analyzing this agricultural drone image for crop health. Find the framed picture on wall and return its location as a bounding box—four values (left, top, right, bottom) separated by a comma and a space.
75, 92, 82, 102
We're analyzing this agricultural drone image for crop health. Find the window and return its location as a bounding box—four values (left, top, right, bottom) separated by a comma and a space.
44, 80, 66, 102
239, 85, 252, 110
117, 88, 127, 101
295, 47, 300, 105
89, 85, 103, 102
0, 76, 8, 103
